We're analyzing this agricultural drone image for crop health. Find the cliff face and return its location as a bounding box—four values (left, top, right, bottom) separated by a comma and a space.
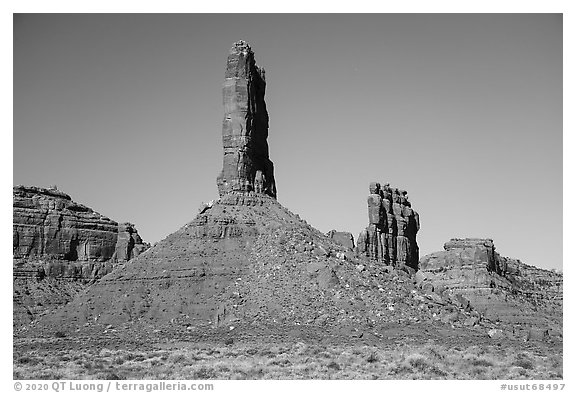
13, 185, 149, 325
356, 182, 420, 269
13, 186, 118, 262
216, 40, 277, 198
13, 185, 148, 269
418, 238, 563, 340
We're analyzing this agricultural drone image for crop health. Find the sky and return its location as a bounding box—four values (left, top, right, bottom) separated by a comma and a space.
12, 13, 563, 270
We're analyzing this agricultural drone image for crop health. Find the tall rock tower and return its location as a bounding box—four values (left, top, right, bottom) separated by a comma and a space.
357, 182, 420, 270
216, 40, 277, 198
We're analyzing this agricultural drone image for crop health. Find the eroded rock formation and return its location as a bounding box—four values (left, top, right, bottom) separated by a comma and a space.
114, 222, 149, 262
418, 238, 563, 340
13, 185, 148, 270
35, 42, 474, 335
25, 41, 562, 352
357, 182, 420, 269
216, 40, 277, 198
326, 230, 355, 250
13, 185, 149, 325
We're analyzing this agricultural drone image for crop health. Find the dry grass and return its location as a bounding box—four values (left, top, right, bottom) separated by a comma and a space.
13, 342, 562, 380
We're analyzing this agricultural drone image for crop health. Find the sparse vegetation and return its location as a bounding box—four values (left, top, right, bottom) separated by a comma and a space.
13, 341, 562, 380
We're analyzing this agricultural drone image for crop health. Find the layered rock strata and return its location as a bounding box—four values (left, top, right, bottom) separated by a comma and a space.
216, 40, 277, 198
13, 185, 148, 271
114, 222, 149, 262
357, 182, 420, 269
418, 238, 563, 340
13, 185, 149, 325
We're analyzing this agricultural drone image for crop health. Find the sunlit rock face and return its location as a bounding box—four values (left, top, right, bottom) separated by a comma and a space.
357, 182, 420, 270
216, 40, 277, 199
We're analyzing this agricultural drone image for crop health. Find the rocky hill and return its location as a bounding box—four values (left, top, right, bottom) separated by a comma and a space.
418, 238, 563, 341
13, 185, 149, 325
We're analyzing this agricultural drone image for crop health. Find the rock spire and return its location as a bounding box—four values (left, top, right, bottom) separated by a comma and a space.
357, 182, 420, 269
216, 40, 277, 198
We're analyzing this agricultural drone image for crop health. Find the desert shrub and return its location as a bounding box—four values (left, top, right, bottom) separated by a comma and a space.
193, 366, 217, 379
406, 354, 428, 371
513, 353, 535, 370
17, 356, 40, 365
258, 348, 276, 358
96, 371, 122, 380
514, 358, 534, 370
423, 345, 447, 360
82, 361, 94, 370
470, 358, 494, 367
216, 364, 231, 373
98, 348, 115, 357
125, 353, 146, 362
366, 352, 379, 363
168, 352, 188, 364
247, 366, 265, 378
401, 353, 448, 378
268, 358, 292, 366
326, 361, 340, 370
292, 342, 308, 355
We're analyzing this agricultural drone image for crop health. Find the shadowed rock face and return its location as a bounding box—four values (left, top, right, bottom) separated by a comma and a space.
356, 182, 420, 269
216, 40, 276, 198
418, 238, 563, 340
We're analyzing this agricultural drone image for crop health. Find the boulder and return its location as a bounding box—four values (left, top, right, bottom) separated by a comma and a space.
488, 328, 505, 339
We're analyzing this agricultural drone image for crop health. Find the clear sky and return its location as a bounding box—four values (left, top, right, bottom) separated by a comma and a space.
13, 14, 562, 270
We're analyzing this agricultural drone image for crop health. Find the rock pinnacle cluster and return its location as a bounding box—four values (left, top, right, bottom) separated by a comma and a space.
216, 40, 277, 198
357, 182, 420, 270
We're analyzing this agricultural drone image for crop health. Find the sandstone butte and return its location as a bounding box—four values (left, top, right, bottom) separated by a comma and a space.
13, 185, 149, 325
21, 41, 562, 344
